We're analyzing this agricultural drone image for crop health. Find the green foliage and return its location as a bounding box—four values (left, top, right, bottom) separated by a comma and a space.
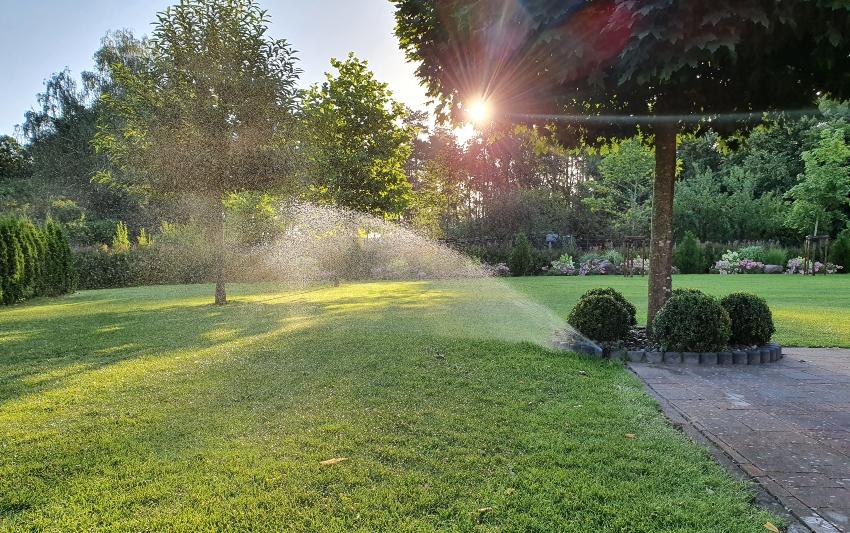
830, 228, 850, 271
674, 167, 787, 243
507, 233, 533, 276
652, 292, 731, 352
673, 232, 704, 274
763, 247, 788, 266
136, 228, 151, 248
111, 221, 131, 253
720, 293, 775, 346
786, 122, 850, 236
568, 294, 631, 342
43, 220, 76, 297
0, 136, 29, 181
302, 54, 414, 218
580, 287, 637, 326
95, 0, 302, 303
737, 246, 765, 262
0, 218, 74, 304
223, 191, 283, 247
586, 137, 654, 235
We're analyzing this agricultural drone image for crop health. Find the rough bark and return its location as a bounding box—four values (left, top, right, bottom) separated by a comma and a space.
647, 123, 677, 325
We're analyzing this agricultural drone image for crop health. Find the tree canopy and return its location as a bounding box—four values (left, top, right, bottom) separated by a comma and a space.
95, 0, 301, 304
301, 54, 414, 218
393, 0, 850, 319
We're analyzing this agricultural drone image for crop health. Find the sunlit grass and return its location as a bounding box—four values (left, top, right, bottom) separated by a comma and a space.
0, 280, 778, 531
509, 274, 850, 347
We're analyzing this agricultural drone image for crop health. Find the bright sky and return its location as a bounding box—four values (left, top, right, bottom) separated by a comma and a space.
0, 0, 432, 138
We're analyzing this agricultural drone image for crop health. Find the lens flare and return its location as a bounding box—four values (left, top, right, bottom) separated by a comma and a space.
467, 99, 491, 123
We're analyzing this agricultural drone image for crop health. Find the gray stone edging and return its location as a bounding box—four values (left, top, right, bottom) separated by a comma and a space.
555, 341, 784, 366
620, 343, 782, 365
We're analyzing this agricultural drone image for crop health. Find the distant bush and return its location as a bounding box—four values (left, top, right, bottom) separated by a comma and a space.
601, 249, 623, 266
508, 233, 534, 276
673, 232, 704, 274
763, 247, 788, 266
0, 218, 75, 305
737, 245, 765, 262
568, 294, 631, 342
652, 291, 731, 352
830, 228, 850, 272
700, 242, 726, 273
720, 293, 775, 346
581, 287, 637, 326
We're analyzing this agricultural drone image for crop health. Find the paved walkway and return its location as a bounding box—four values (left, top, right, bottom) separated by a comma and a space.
630, 348, 850, 533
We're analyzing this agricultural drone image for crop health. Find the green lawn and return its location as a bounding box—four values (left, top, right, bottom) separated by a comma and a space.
509, 274, 850, 348
0, 280, 779, 531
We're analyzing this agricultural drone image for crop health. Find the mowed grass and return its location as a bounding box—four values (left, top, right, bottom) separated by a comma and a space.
0, 280, 777, 531
509, 274, 850, 348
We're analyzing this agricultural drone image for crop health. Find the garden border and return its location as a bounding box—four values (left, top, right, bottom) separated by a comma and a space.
557, 341, 784, 366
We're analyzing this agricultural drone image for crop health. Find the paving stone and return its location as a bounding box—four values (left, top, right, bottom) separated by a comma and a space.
629, 348, 850, 533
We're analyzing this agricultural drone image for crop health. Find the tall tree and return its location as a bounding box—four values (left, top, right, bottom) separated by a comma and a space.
301, 54, 414, 218
95, 0, 301, 304
392, 0, 850, 321
587, 136, 654, 236
785, 119, 850, 236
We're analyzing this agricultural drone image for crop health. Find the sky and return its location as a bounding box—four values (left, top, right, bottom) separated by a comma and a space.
0, 0, 431, 138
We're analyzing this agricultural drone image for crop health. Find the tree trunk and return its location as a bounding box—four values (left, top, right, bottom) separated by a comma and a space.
647, 123, 677, 325
211, 198, 227, 305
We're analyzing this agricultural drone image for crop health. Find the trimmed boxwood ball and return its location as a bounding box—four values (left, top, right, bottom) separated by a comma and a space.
568, 294, 631, 342
580, 287, 637, 325
671, 288, 705, 297
652, 292, 731, 352
720, 292, 775, 346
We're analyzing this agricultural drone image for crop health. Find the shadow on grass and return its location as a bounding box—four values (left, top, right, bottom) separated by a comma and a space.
0, 282, 459, 405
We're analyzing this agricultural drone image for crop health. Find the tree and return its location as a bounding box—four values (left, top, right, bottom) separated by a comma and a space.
21, 31, 153, 226
301, 54, 414, 218
95, 0, 301, 304
0, 136, 29, 182
586, 136, 654, 236
393, 0, 850, 322
785, 120, 850, 237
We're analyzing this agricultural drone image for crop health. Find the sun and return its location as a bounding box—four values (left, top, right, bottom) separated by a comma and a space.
466, 99, 491, 124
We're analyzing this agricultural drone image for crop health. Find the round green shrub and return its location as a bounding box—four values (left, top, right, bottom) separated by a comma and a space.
720, 292, 775, 346
568, 294, 631, 342
580, 287, 636, 326
671, 287, 705, 297
652, 292, 731, 352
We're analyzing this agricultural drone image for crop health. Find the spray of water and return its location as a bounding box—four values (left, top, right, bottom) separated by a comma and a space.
256, 202, 598, 353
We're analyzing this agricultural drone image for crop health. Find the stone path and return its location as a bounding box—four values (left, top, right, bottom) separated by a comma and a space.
630, 348, 850, 533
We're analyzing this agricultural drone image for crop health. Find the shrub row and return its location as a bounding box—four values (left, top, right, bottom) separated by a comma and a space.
0, 218, 75, 305
567, 287, 775, 352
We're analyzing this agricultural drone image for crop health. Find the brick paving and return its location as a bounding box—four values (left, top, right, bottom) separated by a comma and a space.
630, 348, 850, 533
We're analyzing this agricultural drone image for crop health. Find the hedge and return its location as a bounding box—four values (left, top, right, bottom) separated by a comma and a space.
0, 218, 75, 305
